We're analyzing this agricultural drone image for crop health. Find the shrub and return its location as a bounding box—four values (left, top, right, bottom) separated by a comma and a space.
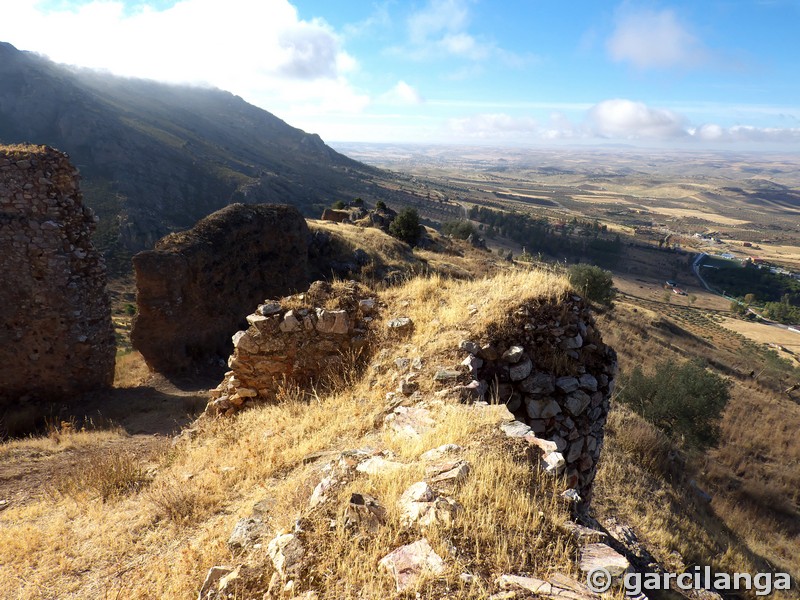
388, 207, 421, 246
616, 359, 731, 451
51, 450, 150, 502
331, 200, 346, 210
568, 264, 615, 305
441, 220, 476, 240
375, 200, 387, 211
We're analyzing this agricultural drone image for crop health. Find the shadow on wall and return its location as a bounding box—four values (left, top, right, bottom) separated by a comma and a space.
131, 203, 311, 377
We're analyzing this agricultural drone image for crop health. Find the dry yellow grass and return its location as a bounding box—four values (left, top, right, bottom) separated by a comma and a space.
596, 299, 800, 597
643, 206, 751, 226
379, 268, 570, 364
595, 406, 796, 600
5, 262, 794, 598
114, 350, 151, 387
0, 267, 576, 599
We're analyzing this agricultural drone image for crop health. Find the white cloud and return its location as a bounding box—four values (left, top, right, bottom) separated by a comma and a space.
380, 81, 424, 105
447, 113, 540, 139
606, 7, 708, 70
441, 100, 800, 146
0, 0, 368, 122
694, 123, 725, 141
342, 2, 391, 38
587, 99, 688, 139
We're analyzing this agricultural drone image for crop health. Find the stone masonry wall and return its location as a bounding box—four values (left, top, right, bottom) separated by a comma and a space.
438, 294, 617, 507
131, 203, 310, 375
207, 281, 377, 416
0, 145, 115, 413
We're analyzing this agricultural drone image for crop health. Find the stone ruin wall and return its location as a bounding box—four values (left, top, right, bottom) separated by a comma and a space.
131, 203, 311, 375
205, 280, 615, 508
0, 145, 115, 414
448, 294, 617, 507
207, 280, 377, 416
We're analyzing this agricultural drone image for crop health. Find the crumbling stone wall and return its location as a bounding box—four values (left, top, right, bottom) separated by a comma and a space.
446, 295, 616, 507
207, 281, 376, 416
131, 203, 310, 375
205, 281, 614, 508
0, 145, 115, 413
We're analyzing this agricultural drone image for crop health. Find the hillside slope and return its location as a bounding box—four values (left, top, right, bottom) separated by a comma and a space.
1, 265, 797, 598
0, 42, 379, 270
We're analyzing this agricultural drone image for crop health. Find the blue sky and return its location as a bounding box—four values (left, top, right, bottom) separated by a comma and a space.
2, 0, 799, 148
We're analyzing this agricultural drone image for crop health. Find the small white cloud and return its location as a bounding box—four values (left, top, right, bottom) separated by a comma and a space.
381, 81, 424, 105
396, 0, 532, 65
694, 123, 725, 141
587, 99, 688, 139
606, 7, 708, 70
343, 3, 391, 38
408, 0, 471, 44
440, 32, 488, 60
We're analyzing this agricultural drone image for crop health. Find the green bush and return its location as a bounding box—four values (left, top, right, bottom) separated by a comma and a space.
616, 359, 731, 451
389, 208, 421, 246
375, 200, 387, 211
568, 264, 615, 305
331, 200, 346, 209
441, 220, 476, 240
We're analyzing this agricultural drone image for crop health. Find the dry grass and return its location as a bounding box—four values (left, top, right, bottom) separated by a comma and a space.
596, 405, 796, 600
49, 446, 152, 502
5, 262, 796, 598
596, 298, 800, 596
0, 143, 51, 158
378, 267, 570, 367
303, 431, 576, 599
114, 350, 151, 387
0, 422, 128, 457
0, 266, 574, 599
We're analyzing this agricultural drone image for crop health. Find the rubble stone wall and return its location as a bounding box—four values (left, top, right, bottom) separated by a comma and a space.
0, 145, 115, 413
205, 281, 614, 508
131, 203, 310, 375
207, 281, 377, 416
458, 295, 616, 507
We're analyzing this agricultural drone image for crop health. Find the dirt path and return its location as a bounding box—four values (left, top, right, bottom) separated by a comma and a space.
0, 373, 213, 511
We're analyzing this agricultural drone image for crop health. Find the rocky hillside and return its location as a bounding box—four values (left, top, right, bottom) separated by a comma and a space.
0, 42, 379, 272
0, 269, 622, 599
1, 266, 797, 598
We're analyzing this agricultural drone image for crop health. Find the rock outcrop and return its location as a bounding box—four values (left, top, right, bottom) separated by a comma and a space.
0, 145, 114, 421
131, 203, 310, 375
207, 280, 377, 415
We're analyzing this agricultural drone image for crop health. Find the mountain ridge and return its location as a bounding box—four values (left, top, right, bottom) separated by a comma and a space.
0, 42, 379, 271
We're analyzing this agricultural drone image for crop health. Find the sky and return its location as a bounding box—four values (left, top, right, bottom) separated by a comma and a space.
2, 0, 800, 149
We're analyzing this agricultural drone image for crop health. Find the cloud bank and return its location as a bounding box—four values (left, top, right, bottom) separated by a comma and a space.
448, 99, 800, 146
